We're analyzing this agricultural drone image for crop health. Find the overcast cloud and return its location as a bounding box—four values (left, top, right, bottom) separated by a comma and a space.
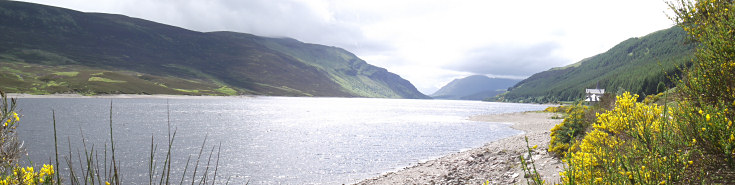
449, 42, 568, 77
19, 0, 675, 94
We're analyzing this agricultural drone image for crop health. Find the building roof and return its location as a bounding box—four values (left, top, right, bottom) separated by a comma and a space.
585, 89, 605, 94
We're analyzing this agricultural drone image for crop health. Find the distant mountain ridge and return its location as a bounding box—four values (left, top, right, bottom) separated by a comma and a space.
500, 26, 694, 103
431, 75, 519, 100
0, 1, 428, 98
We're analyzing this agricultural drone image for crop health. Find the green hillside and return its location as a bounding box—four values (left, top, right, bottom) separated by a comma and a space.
0, 1, 428, 98
500, 26, 694, 103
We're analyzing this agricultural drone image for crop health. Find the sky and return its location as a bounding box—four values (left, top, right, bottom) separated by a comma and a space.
19, 0, 676, 95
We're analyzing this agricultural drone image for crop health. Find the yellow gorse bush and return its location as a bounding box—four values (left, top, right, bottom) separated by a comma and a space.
561, 92, 692, 184
544, 105, 573, 114
595, 93, 663, 136
539, 0, 735, 183
0, 164, 54, 185
670, 0, 735, 178
2, 112, 19, 129
548, 104, 593, 157
0, 91, 56, 184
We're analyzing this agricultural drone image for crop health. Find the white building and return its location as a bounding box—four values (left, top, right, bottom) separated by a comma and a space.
585, 89, 605, 102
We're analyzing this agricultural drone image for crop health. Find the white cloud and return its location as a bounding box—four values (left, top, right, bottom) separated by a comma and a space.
19, 0, 675, 95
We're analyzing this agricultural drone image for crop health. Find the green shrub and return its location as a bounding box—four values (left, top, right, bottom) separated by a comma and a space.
547, 0, 735, 184
670, 0, 735, 180
548, 104, 595, 157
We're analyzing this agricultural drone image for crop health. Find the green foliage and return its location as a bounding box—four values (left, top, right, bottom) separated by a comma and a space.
520, 137, 544, 185
547, 104, 596, 157
502, 26, 694, 103
560, 92, 693, 184
51, 71, 78, 77
214, 86, 238, 96
88, 77, 125, 83
0, 61, 237, 95
669, 0, 735, 181
537, 1, 735, 184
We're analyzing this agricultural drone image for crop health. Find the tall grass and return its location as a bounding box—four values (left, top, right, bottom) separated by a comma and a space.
0, 90, 228, 184
58, 100, 226, 185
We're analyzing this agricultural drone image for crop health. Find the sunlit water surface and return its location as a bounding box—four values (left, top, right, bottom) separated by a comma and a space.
15, 96, 548, 184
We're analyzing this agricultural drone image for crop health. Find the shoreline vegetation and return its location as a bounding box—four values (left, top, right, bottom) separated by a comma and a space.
368, 1, 735, 184
359, 1, 735, 184
357, 112, 564, 184
0, 91, 225, 185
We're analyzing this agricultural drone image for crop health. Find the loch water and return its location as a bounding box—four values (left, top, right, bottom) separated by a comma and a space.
14, 96, 548, 184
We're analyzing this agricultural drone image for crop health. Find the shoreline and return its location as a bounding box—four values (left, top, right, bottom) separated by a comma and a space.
356, 112, 564, 184
6, 93, 256, 99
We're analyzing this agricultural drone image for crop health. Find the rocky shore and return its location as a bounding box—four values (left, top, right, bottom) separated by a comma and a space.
356, 112, 564, 184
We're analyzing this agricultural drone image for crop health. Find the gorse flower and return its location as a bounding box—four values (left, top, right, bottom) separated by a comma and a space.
4, 112, 19, 127
548, 104, 593, 157
560, 92, 690, 184
0, 164, 55, 185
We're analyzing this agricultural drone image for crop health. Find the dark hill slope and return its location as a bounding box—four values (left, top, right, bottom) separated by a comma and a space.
501, 26, 694, 103
211, 32, 428, 98
431, 75, 519, 100
0, 1, 428, 98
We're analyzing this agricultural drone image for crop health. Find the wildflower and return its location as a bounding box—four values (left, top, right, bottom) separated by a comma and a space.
702, 127, 707, 131
660, 180, 666, 184
689, 160, 693, 165
106, 182, 111, 185
40, 164, 54, 176
595, 177, 602, 183
693, 139, 697, 144
706, 114, 711, 121
641, 165, 646, 171
532, 145, 538, 149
